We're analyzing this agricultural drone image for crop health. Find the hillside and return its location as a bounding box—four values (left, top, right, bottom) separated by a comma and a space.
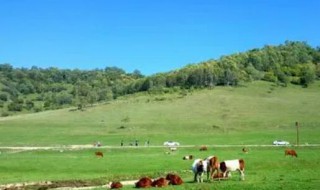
1, 41, 320, 116
1, 80, 319, 147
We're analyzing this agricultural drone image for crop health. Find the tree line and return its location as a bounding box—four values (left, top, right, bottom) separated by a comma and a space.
1, 41, 319, 116
130, 41, 320, 94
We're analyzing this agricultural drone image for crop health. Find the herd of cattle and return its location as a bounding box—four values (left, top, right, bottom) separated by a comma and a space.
96, 147, 298, 189
191, 155, 245, 183
108, 173, 183, 189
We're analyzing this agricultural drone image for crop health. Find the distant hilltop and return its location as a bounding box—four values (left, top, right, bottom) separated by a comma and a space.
1, 41, 319, 116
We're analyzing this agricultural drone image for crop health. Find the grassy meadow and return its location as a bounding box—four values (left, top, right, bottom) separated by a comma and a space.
0, 146, 319, 189
0, 81, 320, 189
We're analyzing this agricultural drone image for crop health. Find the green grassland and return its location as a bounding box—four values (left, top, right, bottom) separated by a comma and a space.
0, 146, 319, 189
0, 81, 320, 189
0, 81, 319, 146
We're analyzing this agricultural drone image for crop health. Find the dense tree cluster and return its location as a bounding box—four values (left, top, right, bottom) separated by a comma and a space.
0, 66, 143, 115
125, 41, 320, 94
1, 41, 319, 116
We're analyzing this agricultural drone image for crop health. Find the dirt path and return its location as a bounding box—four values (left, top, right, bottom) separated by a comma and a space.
0, 143, 318, 151
0, 179, 137, 190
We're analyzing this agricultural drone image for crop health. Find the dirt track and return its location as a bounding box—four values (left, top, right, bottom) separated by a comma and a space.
0, 180, 137, 190
0, 143, 318, 151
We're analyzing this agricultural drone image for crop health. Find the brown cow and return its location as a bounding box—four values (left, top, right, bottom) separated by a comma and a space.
285, 149, 298, 157
206, 156, 220, 181
212, 172, 226, 179
95, 151, 103, 157
151, 177, 169, 187
135, 177, 152, 188
165, 173, 183, 185
110, 181, 123, 189
199, 146, 208, 151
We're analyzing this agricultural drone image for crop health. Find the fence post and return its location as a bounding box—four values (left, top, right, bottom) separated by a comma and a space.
295, 121, 299, 146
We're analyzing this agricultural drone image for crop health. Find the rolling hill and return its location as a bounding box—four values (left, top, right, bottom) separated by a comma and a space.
1, 80, 319, 147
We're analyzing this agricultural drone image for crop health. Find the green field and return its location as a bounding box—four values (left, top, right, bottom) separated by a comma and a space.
1, 146, 319, 189
0, 81, 320, 189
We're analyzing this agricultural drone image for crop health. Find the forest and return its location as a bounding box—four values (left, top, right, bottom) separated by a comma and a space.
1, 41, 320, 116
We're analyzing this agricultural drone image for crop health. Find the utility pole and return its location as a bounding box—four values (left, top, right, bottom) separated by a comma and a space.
296, 121, 299, 146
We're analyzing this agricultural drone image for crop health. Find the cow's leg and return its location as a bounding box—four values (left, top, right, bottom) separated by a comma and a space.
215, 169, 221, 180
239, 170, 245, 180
210, 168, 217, 180
194, 173, 197, 182
207, 167, 215, 181
200, 172, 204, 183
222, 171, 227, 178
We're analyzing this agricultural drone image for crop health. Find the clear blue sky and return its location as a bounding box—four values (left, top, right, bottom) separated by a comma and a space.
1, 0, 319, 75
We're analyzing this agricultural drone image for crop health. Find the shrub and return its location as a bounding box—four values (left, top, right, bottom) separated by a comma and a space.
0, 93, 8, 101
1, 112, 10, 117
7, 102, 23, 112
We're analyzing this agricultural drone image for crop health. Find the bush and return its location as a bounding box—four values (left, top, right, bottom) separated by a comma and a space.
7, 102, 23, 112
1, 112, 10, 117
263, 71, 278, 82
290, 77, 301, 85
25, 100, 35, 110
0, 93, 8, 101
300, 64, 316, 86
33, 106, 43, 112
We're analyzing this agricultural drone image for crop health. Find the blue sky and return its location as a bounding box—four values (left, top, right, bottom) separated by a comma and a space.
0, 0, 319, 75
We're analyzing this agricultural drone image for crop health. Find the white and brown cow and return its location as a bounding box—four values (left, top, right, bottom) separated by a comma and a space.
183, 155, 194, 160
219, 159, 245, 180
192, 159, 208, 183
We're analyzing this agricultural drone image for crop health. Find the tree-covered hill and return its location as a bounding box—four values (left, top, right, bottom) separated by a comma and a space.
134, 41, 320, 93
1, 41, 319, 116
0, 66, 144, 115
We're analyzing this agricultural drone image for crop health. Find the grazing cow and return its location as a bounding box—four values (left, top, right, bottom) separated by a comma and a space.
183, 155, 193, 160
219, 159, 245, 180
165, 173, 183, 185
110, 181, 123, 189
135, 177, 152, 188
151, 177, 169, 187
95, 151, 103, 158
242, 147, 248, 153
285, 149, 298, 157
212, 172, 226, 179
205, 156, 220, 181
192, 159, 208, 183
199, 146, 208, 151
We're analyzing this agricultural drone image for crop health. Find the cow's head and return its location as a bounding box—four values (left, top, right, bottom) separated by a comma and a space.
197, 160, 204, 173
